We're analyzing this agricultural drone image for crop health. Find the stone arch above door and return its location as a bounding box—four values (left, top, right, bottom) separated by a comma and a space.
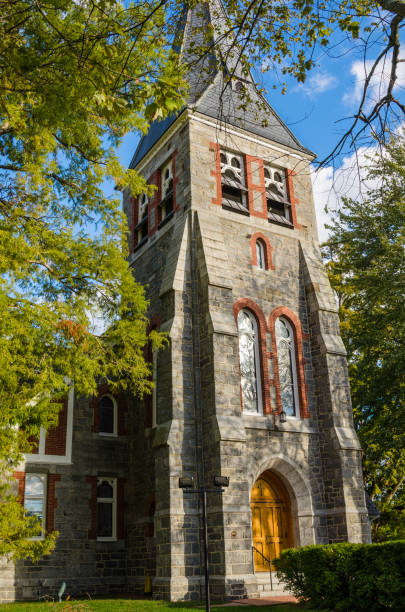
249, 454, 316, 547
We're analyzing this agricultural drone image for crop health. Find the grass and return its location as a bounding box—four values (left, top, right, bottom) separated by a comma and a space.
0, 599, 311, 612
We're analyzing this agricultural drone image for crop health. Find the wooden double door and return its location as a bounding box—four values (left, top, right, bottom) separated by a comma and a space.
251, 472, 293, 571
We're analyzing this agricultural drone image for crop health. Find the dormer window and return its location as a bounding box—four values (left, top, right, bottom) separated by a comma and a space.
220, 151, 248, 214
135, 193, 148, 247
264, 166, 293, 227
159, 159, 174, 225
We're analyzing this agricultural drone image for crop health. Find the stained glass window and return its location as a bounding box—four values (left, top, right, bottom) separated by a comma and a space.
237, 310, 262, 413
275, 318, 299, 417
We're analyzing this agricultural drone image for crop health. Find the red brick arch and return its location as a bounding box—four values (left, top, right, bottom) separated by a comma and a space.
268, 306, 309, 418
233, 298, 272, 415
249, 232, 275, 270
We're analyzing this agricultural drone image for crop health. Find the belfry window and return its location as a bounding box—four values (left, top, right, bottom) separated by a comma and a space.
264, 166, 293, 227
98, 395, 117, 436
97, 478, 116, 540
237, 310, 262, 413
135, 193, 148, 246
275, 317, 299, 417
256, 240, 266, 270
220, 151, 248, 214
159, 159, 174, 224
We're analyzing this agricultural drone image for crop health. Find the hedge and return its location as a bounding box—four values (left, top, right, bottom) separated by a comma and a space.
273, 540, 405, 611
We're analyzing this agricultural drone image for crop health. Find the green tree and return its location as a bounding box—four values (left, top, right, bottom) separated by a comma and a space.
1, 0, 403, 560
0, 0, 185, 559
323, 134, 405, 540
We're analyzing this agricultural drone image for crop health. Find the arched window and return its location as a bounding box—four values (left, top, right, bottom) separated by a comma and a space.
98, 395, 117, 435
275, 318, 299, 417
237, 310, 262, 414
256, 240, 266, 270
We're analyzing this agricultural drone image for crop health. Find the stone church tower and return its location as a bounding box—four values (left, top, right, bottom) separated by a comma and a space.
0, 0, 371, 604
122, 0, 371, 601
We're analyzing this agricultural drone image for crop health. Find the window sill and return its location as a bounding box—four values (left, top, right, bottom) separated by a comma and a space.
222, 202, 250, 216
268, 212, 294, 228
98, 432, 118, 438
158, 209, 174, 229
242, 412, 315, 434
134, 217, 148, 231
96, 537, 117, 542
134, 236, 148, 252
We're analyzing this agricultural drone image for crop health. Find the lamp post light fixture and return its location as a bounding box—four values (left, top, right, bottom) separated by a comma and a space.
279, 410, 287, 423
179, 475, 230, 612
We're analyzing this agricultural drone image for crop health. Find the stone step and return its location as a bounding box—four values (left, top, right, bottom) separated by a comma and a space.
261, 589, 290, 597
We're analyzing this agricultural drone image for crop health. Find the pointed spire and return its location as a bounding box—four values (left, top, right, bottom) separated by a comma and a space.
130, 1, 310, 168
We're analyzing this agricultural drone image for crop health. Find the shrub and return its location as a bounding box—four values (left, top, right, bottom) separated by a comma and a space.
273, 540, 405, 611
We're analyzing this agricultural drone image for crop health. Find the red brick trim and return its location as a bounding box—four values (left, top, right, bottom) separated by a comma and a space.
45, 399, 68, 456
249, 232, 275, 270
268, 306, 309, 418
233, 299, 272, 415
172, 149, 179, 212
147, 171, 159, 237
285, 170, 302, 230
86, 475, 97, 539
145, 493, 156, 537
209, 142, 222, 206
46, 474, 61, 533
117, 477, 126, 540
91, 384, 127, 435
13, 471, 25, 503
246, 155, 267, 218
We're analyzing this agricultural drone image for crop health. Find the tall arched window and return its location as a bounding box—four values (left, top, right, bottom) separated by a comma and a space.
237, 310, 262, 414
256, 240, 265, 270
98, 395, 117, 435
275, 317, 299, 417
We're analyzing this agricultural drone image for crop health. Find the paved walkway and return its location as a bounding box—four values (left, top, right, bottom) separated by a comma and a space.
219, 595, 298, 606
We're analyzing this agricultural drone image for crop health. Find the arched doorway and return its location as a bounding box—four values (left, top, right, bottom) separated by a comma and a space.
251, 471, 293, 571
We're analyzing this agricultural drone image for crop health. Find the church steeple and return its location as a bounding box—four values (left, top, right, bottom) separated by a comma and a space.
130, 1, 310, 168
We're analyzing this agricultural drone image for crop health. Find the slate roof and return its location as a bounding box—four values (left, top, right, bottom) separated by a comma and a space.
130, 0, 312, 169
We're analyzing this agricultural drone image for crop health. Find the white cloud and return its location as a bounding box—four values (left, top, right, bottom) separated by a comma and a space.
296, 71, 338, 97
311, 145, 379, 243
342, 58, 405, 110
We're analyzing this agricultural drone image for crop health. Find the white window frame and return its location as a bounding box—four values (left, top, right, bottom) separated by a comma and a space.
24, 473, 47, 540
139, 193, 148, 220
98, 394, 118, 437
161, 159, 173, 198
152, 347, 158, 428
25, 386, 74, 465
238, 309, 263, 415
276, 317, 300, 418
96, 477, 117, 542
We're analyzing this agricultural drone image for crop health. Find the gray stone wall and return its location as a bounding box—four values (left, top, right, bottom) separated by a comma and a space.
1, 109, 370, 603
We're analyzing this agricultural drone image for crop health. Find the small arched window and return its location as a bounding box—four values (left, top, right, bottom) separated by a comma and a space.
237, 310, 262, 414
275, 318, 299, 417
256, 240, 266, 270
98, 395, 117, 435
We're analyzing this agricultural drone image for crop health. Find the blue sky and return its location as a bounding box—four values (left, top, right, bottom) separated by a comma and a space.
115, 33, 405, 242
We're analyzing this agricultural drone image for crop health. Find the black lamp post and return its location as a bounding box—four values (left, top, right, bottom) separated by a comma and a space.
279, 410, 287, 423
179, 475, 229, 612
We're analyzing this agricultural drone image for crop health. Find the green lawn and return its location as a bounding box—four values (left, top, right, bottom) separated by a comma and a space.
0, 599, 310, 612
